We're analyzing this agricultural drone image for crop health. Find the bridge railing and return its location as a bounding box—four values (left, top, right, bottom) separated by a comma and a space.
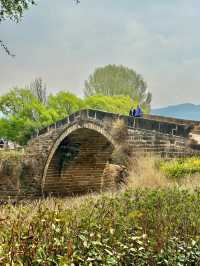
32, 109, 194, 139
88, 109, 193, 137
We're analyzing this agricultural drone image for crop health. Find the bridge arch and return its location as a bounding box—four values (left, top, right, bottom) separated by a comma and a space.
42, 121, 117, 195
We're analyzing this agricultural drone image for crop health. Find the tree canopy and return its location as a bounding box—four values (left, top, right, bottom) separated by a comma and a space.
0, 64, 152, 145
0, 0, 35, 23
0, 88, 54, 145
0, 86, 146, 145
84, 64, 152, 110
84, 95, 136, 114
48, 91, 83, 120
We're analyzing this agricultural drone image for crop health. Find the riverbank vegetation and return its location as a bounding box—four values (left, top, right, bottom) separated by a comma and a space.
160, 157, 200, 179
129, 155, 200, 189
0, 187, 200, 265
0, 154, 200, 264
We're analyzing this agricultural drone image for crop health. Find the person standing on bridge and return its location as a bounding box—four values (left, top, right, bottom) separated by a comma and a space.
129, 107, 136, 117
135, 105, 143, 117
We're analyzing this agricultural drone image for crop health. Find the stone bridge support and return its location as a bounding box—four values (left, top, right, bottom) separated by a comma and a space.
24, 118, 118, 196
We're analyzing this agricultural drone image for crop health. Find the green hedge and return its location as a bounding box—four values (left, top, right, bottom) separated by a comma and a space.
160, 157, 200, 179
0, 188, 200, 265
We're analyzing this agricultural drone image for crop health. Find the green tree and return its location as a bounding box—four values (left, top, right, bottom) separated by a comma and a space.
48, 91, 83, 120
0, 86, 150, 145
0, 88, 54, 144
83, 95, 145, 115
0, 116, 34, 145
84, 64, 152, 111
0, 0, 35, 23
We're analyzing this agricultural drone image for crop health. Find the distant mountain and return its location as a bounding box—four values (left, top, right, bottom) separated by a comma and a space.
152, 103, 200, 121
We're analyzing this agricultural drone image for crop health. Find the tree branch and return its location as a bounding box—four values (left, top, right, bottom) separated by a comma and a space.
0, 40, 15, 57
0, 0, 80, 56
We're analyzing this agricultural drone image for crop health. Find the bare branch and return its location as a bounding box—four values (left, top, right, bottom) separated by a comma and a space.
0, 40, 15, 57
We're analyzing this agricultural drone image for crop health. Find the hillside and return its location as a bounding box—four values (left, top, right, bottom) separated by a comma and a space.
152, 103, 200, 121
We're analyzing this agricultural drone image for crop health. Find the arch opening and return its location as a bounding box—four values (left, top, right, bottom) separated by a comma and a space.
43, 128, 115, 196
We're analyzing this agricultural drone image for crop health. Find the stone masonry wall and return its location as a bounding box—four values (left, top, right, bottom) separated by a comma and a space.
0, 109, 199, 199
43, 128, 114, 196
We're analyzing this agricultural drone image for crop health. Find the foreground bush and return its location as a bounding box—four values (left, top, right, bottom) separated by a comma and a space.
160, 157, 200, 179
0, 188, 200, 265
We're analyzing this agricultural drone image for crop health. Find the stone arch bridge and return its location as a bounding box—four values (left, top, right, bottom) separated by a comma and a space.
1, 109, 200, 199
18, 109, 199, 197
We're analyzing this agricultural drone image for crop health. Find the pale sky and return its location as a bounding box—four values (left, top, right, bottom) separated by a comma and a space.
0, 0, 200, 108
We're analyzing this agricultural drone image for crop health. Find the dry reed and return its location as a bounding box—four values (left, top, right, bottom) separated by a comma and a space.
126, 155, 200, 189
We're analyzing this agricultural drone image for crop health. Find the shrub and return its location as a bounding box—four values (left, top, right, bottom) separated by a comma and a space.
0, 188, 200, 265
160, 157, 200, 179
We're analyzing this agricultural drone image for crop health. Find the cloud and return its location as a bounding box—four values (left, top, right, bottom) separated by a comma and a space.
0, 0, 200, 107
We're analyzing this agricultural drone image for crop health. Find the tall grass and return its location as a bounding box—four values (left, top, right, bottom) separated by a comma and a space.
126, 155, 200, 191
127, 155, 172, 189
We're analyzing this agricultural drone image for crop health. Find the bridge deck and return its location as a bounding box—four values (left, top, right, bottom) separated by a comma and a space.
33, 109, 199, 139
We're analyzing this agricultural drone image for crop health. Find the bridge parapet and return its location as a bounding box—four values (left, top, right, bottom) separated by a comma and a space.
33, 109, 194, 139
